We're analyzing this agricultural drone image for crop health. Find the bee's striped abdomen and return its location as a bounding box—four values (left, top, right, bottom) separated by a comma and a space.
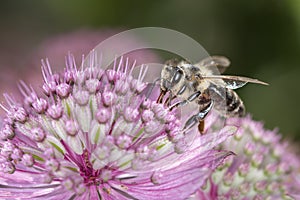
226, 88, 245, 117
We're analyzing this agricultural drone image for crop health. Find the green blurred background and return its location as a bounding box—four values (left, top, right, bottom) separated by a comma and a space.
0, 0, 299, 141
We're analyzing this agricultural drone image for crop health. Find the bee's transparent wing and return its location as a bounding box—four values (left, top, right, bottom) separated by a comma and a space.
203, 75, 268, 89
196, 56, 231, 74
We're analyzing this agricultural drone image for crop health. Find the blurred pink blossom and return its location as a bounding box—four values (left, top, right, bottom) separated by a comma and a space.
190, 115, 300, 199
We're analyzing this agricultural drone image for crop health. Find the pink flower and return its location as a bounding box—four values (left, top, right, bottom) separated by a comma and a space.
191, 115, 300, 199
0, 54, 235, 199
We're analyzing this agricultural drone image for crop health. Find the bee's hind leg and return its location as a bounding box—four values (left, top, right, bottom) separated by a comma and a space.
183, 100, 214, 134
197, 101, 214, 134
198, 120, 205, 134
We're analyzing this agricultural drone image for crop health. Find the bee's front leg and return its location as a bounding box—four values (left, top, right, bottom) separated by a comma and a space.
157, 89, 166, 103
165, 92, 173, 107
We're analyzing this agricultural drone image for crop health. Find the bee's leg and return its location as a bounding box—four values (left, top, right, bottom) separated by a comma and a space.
157, 89, 166, 103
183, 100, 214, 134
183, 115, 199, 132
168, 90, 201, 111
187, 91, 201, 102
198, 120, 205, 134
169, 100, 188, 111
165, 92, 172, 107
161, 93, 177, 107
197, 100, 214, 134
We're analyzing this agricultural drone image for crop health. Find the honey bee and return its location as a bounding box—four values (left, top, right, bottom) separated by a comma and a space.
158, 56, 268, 134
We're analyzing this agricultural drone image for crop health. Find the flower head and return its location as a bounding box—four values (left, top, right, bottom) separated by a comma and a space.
0, 54, 235, 199
191, 115, 300, 199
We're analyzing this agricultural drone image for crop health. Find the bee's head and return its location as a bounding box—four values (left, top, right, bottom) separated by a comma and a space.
161, 59, 184, 91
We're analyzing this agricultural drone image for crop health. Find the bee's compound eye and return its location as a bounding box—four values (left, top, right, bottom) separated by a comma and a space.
173, 68, 183, 84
